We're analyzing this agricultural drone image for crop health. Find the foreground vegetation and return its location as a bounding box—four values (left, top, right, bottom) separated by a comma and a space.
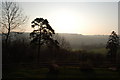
3, 66, 120, 80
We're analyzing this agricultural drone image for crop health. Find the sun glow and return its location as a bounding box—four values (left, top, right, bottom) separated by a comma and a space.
51, 9, 80, 33
50, 9, 92, 34
21, 2, 118, 35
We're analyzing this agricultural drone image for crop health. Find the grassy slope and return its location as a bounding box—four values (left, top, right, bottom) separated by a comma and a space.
3, 67, 120, 79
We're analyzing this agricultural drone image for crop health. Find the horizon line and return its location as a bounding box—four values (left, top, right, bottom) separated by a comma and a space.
5, 31, 112, 35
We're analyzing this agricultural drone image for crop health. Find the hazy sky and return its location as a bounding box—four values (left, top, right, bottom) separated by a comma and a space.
19, 2, 118, 35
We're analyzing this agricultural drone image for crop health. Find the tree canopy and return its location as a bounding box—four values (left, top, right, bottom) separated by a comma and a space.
30, 18, 59, 48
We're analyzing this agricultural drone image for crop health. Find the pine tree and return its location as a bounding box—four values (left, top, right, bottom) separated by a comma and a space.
106, 31, 119, 67
30, 18, 59, 64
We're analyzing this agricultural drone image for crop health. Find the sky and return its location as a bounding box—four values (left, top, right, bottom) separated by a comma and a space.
18, 2, 118, 35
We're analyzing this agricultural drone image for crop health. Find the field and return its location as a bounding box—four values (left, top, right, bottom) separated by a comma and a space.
3, 47, 120, 80
3, 66, 120, 80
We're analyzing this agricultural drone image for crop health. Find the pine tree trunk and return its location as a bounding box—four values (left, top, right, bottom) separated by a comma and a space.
37, 27, 41, 65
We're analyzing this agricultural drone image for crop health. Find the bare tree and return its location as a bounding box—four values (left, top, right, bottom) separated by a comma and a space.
53, 33, 71, 50
1, 1, 27, 45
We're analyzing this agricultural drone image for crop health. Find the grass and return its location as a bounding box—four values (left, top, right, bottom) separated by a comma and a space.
88, 48, 107, 54
3, 66, 120, 80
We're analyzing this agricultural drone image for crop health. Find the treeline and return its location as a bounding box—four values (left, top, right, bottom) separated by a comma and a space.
2, 32, 120, 69
2, 32, 71, 66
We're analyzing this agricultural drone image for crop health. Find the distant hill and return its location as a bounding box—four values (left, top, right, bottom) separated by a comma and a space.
1, 32, 109, 49
57, 33, 109, 49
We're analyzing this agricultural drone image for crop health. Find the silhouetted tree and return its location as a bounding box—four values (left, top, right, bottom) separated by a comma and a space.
106, 31, 119, 67
30, 18, 59, 64
53, 33, 71, 50
1, 1, 27, 45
